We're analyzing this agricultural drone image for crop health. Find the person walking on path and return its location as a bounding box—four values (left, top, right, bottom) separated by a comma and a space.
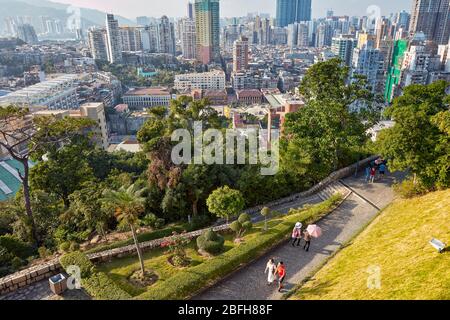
291, 222, 302, 246
365, 166, 371, 182
369, 167, 376, 183
264, 258, 277, 286
378, 162, 386, 180
276, 262, 286, 292
303, 230, 311, 252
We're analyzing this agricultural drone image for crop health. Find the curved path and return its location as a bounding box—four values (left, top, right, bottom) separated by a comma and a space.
194, 171, 405, 300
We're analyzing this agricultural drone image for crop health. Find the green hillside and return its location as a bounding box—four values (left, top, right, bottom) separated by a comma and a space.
291, 189, 450, 300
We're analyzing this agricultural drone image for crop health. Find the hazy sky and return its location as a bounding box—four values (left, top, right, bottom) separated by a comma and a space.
52, 0, 412, 19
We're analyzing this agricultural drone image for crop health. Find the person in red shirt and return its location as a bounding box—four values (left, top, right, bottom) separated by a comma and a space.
276, 262, 286, 292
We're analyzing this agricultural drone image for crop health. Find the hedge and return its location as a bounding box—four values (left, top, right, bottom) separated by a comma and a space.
135, 194, 343, 300
85, 224, 192, 254
59, 251, 132, 300
0, 235, 36, 259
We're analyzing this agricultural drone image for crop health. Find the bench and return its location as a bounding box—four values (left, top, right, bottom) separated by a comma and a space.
429, 238, 446, 253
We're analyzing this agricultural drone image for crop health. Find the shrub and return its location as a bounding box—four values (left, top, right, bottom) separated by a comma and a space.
230, 213, 253, 239
59, 251, 131, 300
11, 256, 24, 270
0, 235, 35, 259
59, 251, 95, 278
190, 215, 211, 230
196, 229, 225, 255
59, 242, 71, 253
82, 272, 131, 300
69, 242, 80, 252
38, 246, 51, 259
140, 213, 165, 229
394, 179, 428, 199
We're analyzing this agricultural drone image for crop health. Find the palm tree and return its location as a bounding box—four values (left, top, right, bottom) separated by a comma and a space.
102, 184, 146, 274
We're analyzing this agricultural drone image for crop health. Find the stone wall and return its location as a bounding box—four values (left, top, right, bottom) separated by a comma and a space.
242, 155, 379, 215
0, 155, 379, 295
0, 260, 61, 295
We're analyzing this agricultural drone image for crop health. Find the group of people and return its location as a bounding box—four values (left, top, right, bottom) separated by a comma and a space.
291, 222, 311, 251
263, 222, 313, 293
365, 158, 388, 183
264, 259, 286, 292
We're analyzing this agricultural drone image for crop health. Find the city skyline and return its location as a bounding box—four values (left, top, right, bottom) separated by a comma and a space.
50, 0, 412, 19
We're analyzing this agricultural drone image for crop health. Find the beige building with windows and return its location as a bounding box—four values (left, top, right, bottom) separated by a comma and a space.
174, 70, 226, 91
33, 102, 109, 150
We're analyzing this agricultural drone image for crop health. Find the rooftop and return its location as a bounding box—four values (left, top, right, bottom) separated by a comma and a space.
0, 159, 35, 201
124, 87, 170, 96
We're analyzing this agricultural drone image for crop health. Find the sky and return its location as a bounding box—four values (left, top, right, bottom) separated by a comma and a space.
51, 0, 412, 19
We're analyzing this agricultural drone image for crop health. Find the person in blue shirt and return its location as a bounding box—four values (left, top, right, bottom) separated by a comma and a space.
379, 162, 387, 179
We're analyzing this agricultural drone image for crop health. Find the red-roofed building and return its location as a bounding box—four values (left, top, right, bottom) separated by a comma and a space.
236, 89, 263, 105
191, 89, 228, 105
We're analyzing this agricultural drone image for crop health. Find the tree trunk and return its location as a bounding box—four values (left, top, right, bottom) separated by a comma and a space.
20, 160, 39, 246
130, 224, 145, 274
192, 199, 198, 217
99, 224, 108, 241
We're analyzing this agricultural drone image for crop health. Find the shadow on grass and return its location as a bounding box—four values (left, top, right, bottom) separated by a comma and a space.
291, 280, 335, 299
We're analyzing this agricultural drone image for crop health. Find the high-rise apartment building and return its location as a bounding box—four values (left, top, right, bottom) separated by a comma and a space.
88, 27, 109, 61
140, 25, 159, 52
16, 24, 38, 44
396, 10, 411, 31
297, 23, 309, 47
259, 18, 272, 45
158, 16, 176, 55
352, 41, 384, 92
180, 18, 197, 59
276, 0, 312, 27
120, 27, 143, 52
331, 34, 358, 66
188, 1, 195, 20
410, 0, 450, 45
105, 14, 123, 63
375, 18, 392, 49
195, 0, 220, 64
233, 36, 249, 72
315, 22, 333, 48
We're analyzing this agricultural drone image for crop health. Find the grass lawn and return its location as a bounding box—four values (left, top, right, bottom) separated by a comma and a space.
290, 189, 450, 300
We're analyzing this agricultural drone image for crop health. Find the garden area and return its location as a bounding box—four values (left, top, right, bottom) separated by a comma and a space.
60, 194, 343, 300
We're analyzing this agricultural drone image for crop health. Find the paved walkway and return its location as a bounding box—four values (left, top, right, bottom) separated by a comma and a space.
0, 279, 91, 300
194, 171, 404, 300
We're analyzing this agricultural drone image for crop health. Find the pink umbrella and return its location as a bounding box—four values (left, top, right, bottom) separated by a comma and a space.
306, 225, 322, 238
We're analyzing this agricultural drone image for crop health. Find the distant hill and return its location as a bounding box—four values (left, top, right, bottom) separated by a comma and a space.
0, 0, 136, 31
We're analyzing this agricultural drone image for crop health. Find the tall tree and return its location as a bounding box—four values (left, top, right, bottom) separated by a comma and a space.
30, 141, 95, 208
283, 58, 379, 182
377, 81, 450, 189
0, 106, 94, 244
101, 184, 147, 274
